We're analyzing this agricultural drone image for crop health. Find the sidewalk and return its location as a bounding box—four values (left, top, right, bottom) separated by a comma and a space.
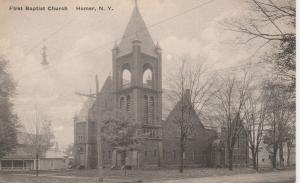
148, 170, 296, 183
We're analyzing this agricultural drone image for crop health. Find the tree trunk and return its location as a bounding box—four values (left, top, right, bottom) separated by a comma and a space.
287, 144, 291, 167
279, 142, 284, 167
256, 150, 259, 171
251, 150, 257, 170
35, 152, 39, 177
272, 147, 277, 169
97, 124, 103, 182
228, 148, 233, 171
179, 139, 184, 173
122, 151, 127, 176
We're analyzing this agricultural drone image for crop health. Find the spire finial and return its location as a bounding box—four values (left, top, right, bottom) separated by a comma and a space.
134, 0, 138, 8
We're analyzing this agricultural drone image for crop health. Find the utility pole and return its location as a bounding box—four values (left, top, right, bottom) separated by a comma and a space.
95, 75, 103, 182
75, 75, 103, 181
97, 120, 103, 182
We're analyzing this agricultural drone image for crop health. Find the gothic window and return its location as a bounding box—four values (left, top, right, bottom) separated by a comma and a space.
126, 95, 131, 113
143, 69, 153, 88
234, 136, 240, 149
149, 96, 154, 123
144, 95, 148, 123
143, 64, 153, 89
122, 67, 131, 88
120, 96, 125, 111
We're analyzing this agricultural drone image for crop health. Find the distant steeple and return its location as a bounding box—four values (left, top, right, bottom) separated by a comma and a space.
41, 39, 49, 67
117, 0, 156, 57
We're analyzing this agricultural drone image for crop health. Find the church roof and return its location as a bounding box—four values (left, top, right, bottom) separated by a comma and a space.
96, 76, 113, 98
89, 76, 114, 122
76, 97, 95, 123
118, 4, 156, 57
165, 90, 204, 127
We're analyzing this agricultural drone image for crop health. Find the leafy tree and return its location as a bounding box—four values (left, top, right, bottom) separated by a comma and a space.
64, 143, 74, 157
0, 57, 18, 158
101, 110, 140, 175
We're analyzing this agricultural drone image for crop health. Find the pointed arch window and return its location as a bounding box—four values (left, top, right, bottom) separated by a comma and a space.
121, 64, 131, 89
126, 95, 131, 113
149, 96, 154, 123
144, 95, 148, 123
143, 64, 153, 89
120, 96, 125, 111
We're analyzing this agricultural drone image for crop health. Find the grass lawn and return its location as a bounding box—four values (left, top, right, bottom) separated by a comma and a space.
0, 175, 97, 183
0, 167, 257, 182
54, 167, 256, 181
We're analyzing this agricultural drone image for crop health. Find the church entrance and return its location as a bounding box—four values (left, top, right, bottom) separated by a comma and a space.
79, 154, 85, 167
111, 149, 139, 169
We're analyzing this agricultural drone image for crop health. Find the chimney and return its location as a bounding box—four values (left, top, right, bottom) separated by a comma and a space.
185, 89, 191, 99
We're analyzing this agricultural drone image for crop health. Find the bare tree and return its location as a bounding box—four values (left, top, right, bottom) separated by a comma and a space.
285, 119, 295, 167
166, 60, 217, 173
215, 71, 251, 170
263, 81, 293, 169
243, 83, 268, 171
224, 0, 295, 92
27, 107, 55, 176
224, 0, 296, 169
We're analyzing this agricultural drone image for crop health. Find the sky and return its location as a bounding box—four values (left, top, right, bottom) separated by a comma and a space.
0, 0, 268, 148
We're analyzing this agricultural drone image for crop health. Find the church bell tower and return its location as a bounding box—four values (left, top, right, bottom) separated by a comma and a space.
111, 1, 163, 166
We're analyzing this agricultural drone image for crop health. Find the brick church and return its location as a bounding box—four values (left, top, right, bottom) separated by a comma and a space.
74, 2, 248, 169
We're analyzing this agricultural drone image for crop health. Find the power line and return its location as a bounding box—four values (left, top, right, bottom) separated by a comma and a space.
19, 0, 217, 84
66, 0, 216, 60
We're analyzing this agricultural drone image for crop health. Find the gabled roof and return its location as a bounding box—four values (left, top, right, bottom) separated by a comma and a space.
165, 89, 205, 129
76, 97, 95, 123
118, 5, 156, 57
89, 76, 114, 122
96, 76, 113, 98
44, 149, 66, 159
